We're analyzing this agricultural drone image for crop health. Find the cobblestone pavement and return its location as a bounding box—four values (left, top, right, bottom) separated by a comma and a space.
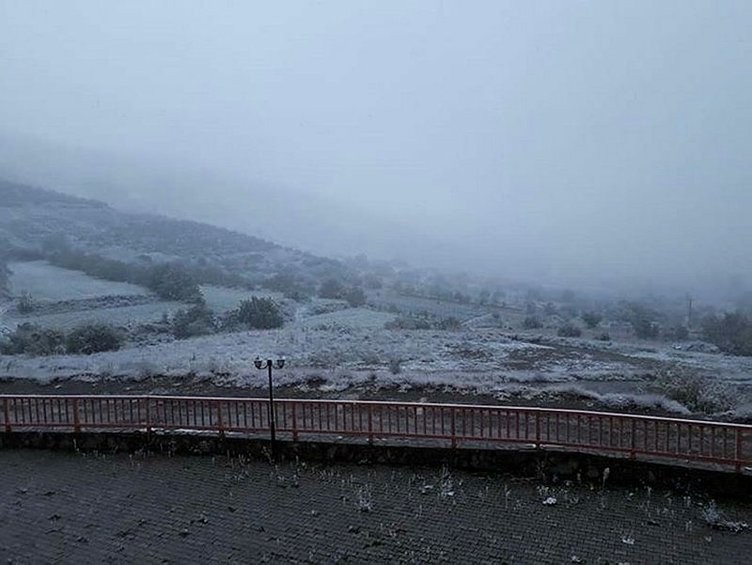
1, 450, 750, 564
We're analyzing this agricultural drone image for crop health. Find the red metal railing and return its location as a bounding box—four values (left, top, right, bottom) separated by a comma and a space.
1, 395, 751, 473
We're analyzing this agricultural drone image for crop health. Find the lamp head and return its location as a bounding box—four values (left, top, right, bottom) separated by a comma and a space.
254, 357, 263, 370
275, 358, 286, 370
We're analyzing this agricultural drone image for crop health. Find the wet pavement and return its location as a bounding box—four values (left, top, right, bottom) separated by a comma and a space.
1, 450, 750, 563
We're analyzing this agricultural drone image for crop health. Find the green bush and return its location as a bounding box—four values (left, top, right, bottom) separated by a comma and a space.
632, 318, 660, 339
147, 264, 202, 302
17, 293, 35, 314
344, 286, 366, 307
436, 317, 462, 331
702, 312, 752, 356
667, 325, 690, 341
385, 315, 432, 330
318, 278, 345, 299
388, 358, 402, 375
172, 302, 216, 339
233, 297, 284, 329
557, 324, 582, 338
265, 273, 313, 300
66, 324, 123, 355
0, 323, 65, 356
620, 303, 661, 339
653, 365, 735, 413
581, 312, 602, 329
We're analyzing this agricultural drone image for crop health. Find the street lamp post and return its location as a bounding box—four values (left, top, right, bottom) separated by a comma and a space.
254, 357, 285, 460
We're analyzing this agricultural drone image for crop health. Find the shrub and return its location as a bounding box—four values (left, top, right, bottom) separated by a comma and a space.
265, 273, 312, 300
622, 303, 661, 339
318, 278, 345, 299
522, 316, 542, 330
385, 315, 432, 330
652, 365, 735, 414
667, 325, 690, 341
388, 358, 402, 375
557, 324, 582, 338
581, 312, 602, 329
66, 324, 123, 355
0, 323, 65, 356
147, 264, 202, 302
344, 286, 367, 308
308, 349, 342, 370
595, 332, 612, 342
233, 297, 284, 329
363, 274, 383, 290
172, 302, 216, 339
17, 293, 35, 314
631, 317, 659, 339
436, 317, 462, 331
702, 312, 752, 356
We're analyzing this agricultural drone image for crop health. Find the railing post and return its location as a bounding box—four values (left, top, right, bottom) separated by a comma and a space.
3, 397, 11, 433
216, 401, 224, 436
73, 398, 81, 433
367, 404, 373, 445
292, 402, 298, 442
145, 397, 152, 434
630, 419, 636, 459
451, 408, 456, 449
736, 428, 743, 473
535, 413, 541, 448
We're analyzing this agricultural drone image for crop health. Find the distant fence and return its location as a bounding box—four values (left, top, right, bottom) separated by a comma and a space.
2, 395, 751, 473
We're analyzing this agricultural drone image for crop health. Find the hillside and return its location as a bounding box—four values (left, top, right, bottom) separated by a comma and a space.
2, 178, 751, 422
0, 178, 346, 285
1, 178, 275, 257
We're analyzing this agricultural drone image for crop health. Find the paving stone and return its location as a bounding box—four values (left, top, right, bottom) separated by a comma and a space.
0, 450, 750, 563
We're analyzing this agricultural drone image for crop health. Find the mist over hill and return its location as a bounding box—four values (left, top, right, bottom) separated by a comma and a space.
1, 131, 749, 305
1, 2, 751, 302
0, 132, 449, 272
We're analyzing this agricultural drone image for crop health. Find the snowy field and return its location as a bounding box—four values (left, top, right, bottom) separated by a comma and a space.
370, 292, 488, 321
2, 323, 751, 418
293, 307, 397, 330
2, 263, 752, 420
7, 261, 149, 300
200, 285, 281, 313
9, 301, 184, 331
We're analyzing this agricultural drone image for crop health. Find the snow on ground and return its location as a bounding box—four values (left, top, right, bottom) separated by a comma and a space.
0, 328, 544, 383
2, 291, 751, 417
0, 324, 665, 390
625, 345, 752, 384
536, 334, 752, 385
7, 261, 149, 300
8, 301, 184, 331
200, 285, 281, 313
293, 308, 397, 330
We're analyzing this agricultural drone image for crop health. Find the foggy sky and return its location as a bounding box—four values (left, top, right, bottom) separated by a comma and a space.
1, 1, 751, 292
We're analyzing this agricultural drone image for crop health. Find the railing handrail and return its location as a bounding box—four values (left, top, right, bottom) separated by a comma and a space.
1, 394, 749, 431
2, 393, 750, 472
